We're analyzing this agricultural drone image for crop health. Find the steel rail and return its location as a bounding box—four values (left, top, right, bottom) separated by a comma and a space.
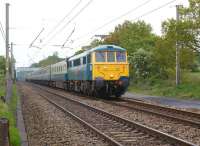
32, 82, 200, 121
122, 98, 200, 119
36, 85, 197, 146
34, 83, 200, 127
104, 100, 200, 127
41, 94, 123, 146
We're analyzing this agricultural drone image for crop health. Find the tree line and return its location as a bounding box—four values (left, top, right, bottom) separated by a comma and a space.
82, 0, 200, 83
30, 52, 64, 67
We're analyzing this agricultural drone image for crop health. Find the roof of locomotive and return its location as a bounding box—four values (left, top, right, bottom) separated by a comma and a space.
68, 45, 126, 61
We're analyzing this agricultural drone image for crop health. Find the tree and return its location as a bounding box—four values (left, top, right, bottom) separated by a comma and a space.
0, 56, 6, 74
153, 37, 176, 79
90, 39, 103, 47
104, 20, 158, 54
180, 0, 200, 52
74, 39, 104, 55
161, 0, 200, 74
30, 63, 40, 67
74, 49, 85, 55
129, 48, 158, 79
30, 51, 64, 67
153, 19, 197, 79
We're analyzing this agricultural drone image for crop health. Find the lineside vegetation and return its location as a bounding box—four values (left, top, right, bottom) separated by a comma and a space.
81, 0, 200, 99
0, 76, 21, 146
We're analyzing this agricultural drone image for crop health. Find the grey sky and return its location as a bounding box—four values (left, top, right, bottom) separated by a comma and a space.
0, 0, 188, 67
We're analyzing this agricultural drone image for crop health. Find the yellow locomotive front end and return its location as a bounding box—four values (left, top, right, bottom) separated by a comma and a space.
92, 46, 129, 97
93, 51, 129, 80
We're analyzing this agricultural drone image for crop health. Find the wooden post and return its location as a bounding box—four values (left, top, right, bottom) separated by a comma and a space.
0, 118, 10, 146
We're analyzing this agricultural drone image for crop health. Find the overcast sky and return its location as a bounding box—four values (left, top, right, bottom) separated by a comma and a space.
0, 0, 188, 67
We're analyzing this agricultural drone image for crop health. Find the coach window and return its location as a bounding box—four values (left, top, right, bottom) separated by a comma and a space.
83, 56, 86, 64
74, 59, 80, 66
70, 61, 72, 68
87, 54, 91, 63
116, 51, 126, 62
96, 52, 105, 62
69, 61, 72, 68
68, 62, 70, 68
107, 52, 115, 62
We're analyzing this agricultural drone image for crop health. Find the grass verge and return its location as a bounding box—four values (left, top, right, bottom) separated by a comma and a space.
0, 76, 5, 96
128, 72, 200, 100
0, 79, 21, 146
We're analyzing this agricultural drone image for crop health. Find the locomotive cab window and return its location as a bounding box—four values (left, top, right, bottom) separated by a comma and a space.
116, 51, 126, 62
96, 51, 106, 62
107, 51, 115, 62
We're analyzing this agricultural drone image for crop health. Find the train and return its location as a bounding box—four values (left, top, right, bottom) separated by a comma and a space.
26, 45, 129, 97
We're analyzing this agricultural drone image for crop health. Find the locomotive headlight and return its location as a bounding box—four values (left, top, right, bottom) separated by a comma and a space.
118, 80, 123, 85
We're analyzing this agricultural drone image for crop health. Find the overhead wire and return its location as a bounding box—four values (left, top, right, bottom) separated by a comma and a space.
131, 0, 177, 21
73, 0, 152, 41
42, 0, 82, 42
27, 0, 177, 62
72, 0, 177, 47
0, 21, 5, 41
42, 0, 94, 47
27, 28, 45, 65
29, 28, 45, 48
61, 24, 76, 48
100, 0, 177, 36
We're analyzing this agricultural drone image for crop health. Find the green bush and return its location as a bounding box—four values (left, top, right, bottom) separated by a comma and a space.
129, 48, 158, 79
129, 72, 200, 99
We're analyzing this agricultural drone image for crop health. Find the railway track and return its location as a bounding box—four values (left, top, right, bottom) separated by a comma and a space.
104, 98, 200, 127
33, 83, 200, 127
33, 84, 196, 146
